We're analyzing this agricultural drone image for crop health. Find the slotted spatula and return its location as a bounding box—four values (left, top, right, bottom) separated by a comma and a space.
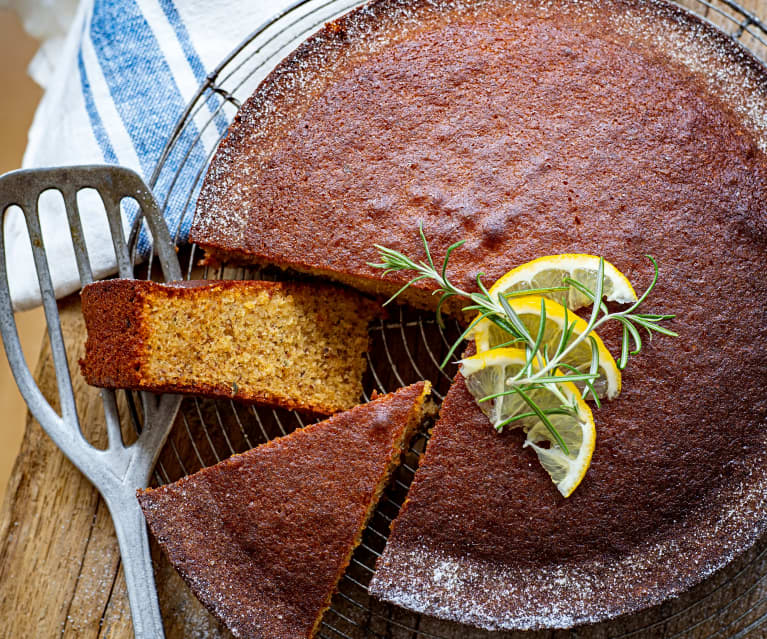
0, 165, 183, 639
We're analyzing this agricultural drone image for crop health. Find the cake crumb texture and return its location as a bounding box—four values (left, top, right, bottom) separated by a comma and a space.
80, 279, 380, 415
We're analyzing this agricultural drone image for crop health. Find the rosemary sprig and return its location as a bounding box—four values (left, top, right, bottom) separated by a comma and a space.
369, 224, 677, 443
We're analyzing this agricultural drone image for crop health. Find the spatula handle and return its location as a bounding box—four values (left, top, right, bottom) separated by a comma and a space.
105, 488, 166, 639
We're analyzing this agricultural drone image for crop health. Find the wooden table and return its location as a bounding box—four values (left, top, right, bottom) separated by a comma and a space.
2, 2, 767, 637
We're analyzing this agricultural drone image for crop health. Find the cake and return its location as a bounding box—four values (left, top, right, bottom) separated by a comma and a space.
138, 381, 431, 639
80, 279, 380, 415
188, 0, 767, 628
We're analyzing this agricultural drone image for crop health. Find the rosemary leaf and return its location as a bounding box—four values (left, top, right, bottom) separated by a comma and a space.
515, 387, 570, 455
498, 292, 534, 345
619, 323, 630, 370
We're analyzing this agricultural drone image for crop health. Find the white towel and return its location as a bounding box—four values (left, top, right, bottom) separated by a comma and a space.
4, 0, 321, 310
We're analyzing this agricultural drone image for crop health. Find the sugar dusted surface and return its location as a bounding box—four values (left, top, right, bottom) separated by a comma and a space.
370, 379, 767, 630
138, 383, 428, 639
376, 476, 767, 631
193, 0, 767, 253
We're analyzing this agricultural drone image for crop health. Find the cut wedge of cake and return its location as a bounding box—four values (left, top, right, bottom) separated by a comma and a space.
138, 381, 430, 639
80, 279, 381, 414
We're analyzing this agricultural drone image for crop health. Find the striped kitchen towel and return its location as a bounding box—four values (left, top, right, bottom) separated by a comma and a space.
5, 0, 350, 310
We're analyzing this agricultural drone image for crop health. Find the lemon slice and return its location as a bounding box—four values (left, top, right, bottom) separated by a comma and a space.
460, 348, 595, 497
470, 295, 620, 399
487, 254, 637, 311
523, 413, 595, 498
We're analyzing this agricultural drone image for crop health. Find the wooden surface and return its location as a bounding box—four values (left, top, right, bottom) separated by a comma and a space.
1, 2, 767, 638
0, 7, 46, 501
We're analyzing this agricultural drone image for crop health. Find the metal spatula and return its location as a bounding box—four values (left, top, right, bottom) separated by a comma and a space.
0, 165, 183, 639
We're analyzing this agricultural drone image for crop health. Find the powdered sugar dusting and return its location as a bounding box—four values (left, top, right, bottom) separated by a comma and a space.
609, 1, 767, 151
192, 0, 767, 255
370, 455, 767, 630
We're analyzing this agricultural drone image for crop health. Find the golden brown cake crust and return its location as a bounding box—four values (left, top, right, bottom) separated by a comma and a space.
137, 382, 428, 639
79, 279, 149, 389
80, 279, 381, 415
191, 0, 767, 303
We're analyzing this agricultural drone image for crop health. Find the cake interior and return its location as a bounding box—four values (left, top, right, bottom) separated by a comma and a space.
139, 283, 375, 411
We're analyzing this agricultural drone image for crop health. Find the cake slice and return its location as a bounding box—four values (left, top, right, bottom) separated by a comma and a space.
80, 279, 381, 414
138, 381, 430, 639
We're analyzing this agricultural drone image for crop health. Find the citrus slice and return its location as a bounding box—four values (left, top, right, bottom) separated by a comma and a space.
470, 295, 620, 400
460, 348, 595, 497
487, 254, 637, 311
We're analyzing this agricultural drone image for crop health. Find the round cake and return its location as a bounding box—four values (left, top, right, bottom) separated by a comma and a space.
190, 0, 767, 629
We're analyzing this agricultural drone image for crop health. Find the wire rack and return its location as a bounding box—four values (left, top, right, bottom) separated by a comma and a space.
131, 1, 767, 637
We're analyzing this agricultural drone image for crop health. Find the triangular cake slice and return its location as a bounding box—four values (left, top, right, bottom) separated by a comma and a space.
138, 382, 430, 639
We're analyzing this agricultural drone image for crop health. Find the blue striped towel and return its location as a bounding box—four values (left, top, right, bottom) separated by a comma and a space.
5, 0, 295, 310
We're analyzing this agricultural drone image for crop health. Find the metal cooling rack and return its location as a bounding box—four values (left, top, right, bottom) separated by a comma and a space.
129, 1, 767, 637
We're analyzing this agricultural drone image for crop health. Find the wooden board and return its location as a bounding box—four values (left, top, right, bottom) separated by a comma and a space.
2, 2, 767, 636
0, 297, 227, 638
